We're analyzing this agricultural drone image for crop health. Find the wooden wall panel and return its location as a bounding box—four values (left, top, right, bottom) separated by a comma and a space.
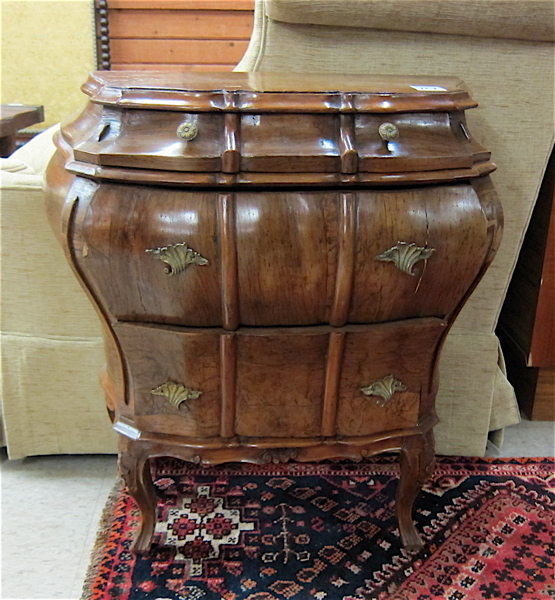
109, 9, 254, 39
98, 0, 254, 71
530, 186, 554, 369
498, 148, 554, 420
110, 39, 249, 65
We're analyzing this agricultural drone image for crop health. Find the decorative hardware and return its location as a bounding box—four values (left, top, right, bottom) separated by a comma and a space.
150, 381, 202, 409
378, 122, 399, 142
176, 121, 198, 141
146, 242, 208, 276
361, 375, 407, 407
375, 241, 435, 276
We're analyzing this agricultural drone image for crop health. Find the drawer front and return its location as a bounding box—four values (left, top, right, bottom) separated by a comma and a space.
348, 184, 491, 324
234, 331, 328, 438
115, 323, 222, 438
68, 104, 483, 178
113, 320, 445, 441
73, 110, 224, 172
75, 184, 489, 327
77, 184, 222, 327
355, 112, 474, 172
336, 320, 445, 437
240, 113, 340, 172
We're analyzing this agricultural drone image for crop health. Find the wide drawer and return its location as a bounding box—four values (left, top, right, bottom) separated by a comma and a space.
113, 319, 446, 440
74, 183, 491, 327
69, 108, 477, 175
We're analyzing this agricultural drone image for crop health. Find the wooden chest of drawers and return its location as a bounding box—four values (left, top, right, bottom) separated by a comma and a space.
46, 72, 502, 553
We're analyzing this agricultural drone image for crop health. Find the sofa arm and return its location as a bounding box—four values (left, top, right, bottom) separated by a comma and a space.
0, 125, 59, 188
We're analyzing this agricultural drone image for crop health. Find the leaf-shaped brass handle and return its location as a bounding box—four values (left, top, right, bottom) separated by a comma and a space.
146, 242, 208, 276
360, 375, 407, 407
151, 381, 201, 409
375, 242, 435, 276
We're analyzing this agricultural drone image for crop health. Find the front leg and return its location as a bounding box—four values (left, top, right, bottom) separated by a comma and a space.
396, 430, 435, 551
118, 438, 157, 555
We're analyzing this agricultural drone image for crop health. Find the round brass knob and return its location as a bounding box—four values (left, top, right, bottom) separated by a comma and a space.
176, 121, 198, 141
378, 122, 399, 142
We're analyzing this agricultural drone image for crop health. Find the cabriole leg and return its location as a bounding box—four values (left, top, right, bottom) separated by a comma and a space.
118, 438, 157, 555
396, 430, 435, 551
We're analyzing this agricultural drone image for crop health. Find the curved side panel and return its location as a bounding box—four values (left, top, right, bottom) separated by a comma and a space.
45, 156, 129, 417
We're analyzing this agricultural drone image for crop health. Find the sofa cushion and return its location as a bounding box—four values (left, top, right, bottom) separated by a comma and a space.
266, 0, 555, 43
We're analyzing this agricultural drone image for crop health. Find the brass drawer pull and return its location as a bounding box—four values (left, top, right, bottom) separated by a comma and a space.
360, 375, 407, 407
378, 122, 399, 142
151, 381, 201, 409
375, 241, 435, 276
176, 121, 198, 141
146, 242, 208, 276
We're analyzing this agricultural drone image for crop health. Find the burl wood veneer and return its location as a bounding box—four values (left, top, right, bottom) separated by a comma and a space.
45, 72, 502, 553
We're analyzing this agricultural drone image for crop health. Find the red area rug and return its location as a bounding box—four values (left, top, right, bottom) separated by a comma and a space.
82, 457, 554, 600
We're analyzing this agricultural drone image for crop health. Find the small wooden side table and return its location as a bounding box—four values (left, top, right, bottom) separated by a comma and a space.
0, 104, 44, 157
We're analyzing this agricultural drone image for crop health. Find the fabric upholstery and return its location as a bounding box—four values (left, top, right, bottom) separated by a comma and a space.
236, 0, 555, 455
0, 128, 117, 459
266, 0, 555, 43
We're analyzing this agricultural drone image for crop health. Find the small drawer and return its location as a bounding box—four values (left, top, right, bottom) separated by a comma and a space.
336, 320, 446, 437
240, 113, 340, 172
73, 109, 224, 172
115, 323, 221, 438
355, 113, 474, 173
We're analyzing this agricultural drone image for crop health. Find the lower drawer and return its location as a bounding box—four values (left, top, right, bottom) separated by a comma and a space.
114, 319, 446, 440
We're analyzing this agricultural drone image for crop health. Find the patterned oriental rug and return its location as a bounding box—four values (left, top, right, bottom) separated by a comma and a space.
82, 457, 554, 600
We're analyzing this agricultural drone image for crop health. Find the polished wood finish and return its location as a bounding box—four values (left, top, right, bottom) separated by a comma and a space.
45, 72, 502, 554
0, 104, 44, 156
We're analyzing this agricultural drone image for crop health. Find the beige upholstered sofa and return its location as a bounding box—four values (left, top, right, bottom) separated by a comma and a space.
1, 127, 117, 458
1, 0, 553, 458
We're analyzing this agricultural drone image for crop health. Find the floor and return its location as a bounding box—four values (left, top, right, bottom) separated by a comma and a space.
1, 417, 553, 600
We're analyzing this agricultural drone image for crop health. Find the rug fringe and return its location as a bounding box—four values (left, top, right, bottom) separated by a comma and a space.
81, 478, 125, 600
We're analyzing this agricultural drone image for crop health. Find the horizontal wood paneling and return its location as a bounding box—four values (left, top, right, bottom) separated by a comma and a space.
109, 9, 253, 38
101, 0, 254, 70
111, 63, 235, 71
110, 39, 249, 64
110, 0, 253, 9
